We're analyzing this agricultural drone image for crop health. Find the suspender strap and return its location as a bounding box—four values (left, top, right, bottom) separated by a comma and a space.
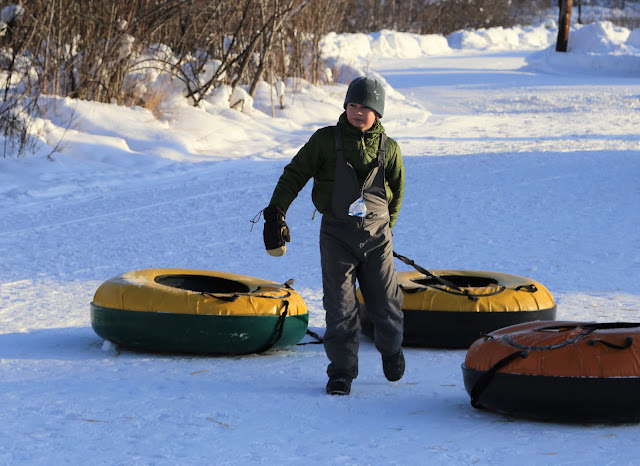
378, 133, 387, 167
334, 126, 344, 162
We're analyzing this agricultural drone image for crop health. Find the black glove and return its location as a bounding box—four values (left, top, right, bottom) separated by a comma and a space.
263, 205, 290, 256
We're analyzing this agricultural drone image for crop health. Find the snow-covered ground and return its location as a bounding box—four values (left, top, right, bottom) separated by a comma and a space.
0, 17, 639, 465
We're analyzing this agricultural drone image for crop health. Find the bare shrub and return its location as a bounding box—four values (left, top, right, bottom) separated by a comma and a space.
0, 3, 42, 156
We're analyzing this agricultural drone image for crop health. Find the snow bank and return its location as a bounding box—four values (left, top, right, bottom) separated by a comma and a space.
0, 20, 637, 174
525, 21, 640, 75
447, 22, 557, 50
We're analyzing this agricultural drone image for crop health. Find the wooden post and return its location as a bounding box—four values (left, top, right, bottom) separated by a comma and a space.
577, 0, 582, 24
556, 0, 573, 52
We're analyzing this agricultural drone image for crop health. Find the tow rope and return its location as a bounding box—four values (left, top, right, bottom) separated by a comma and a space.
256, 302, 289, 354
298, 329, 324, 346
393, 251, 483, 301
202, 280, 299, 354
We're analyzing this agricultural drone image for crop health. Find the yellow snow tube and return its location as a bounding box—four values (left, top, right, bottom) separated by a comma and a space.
92, 268, 308, 316
91, 269, 309, 354
397, 270, 555, 313
359, 269, 556, 348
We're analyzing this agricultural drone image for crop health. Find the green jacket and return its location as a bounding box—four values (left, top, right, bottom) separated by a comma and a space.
270, 112, 405, 228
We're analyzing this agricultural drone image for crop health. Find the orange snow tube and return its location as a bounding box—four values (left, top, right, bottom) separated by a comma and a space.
462, 321, 640, 422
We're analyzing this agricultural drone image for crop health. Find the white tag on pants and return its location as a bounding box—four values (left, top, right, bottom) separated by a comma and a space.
348, 197, 367, 217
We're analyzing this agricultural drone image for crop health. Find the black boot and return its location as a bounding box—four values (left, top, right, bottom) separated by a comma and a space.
382, 349, 405, 382
326, 377, 352, 395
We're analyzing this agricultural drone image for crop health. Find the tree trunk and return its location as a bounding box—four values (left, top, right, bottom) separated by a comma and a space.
556, 0, 573, 52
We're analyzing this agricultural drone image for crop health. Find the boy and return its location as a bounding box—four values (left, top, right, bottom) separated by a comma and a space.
263, 76, 405, 395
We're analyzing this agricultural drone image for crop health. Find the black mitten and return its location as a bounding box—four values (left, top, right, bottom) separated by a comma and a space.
263, 205, 290, 256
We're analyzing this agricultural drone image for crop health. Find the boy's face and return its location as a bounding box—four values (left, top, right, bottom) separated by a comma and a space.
346, 103, 378, 131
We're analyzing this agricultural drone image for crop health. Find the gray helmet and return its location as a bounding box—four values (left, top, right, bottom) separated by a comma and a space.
343, 76, 385, 118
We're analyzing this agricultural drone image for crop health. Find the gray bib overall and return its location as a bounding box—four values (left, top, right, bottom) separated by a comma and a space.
320, 126, 404, 380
